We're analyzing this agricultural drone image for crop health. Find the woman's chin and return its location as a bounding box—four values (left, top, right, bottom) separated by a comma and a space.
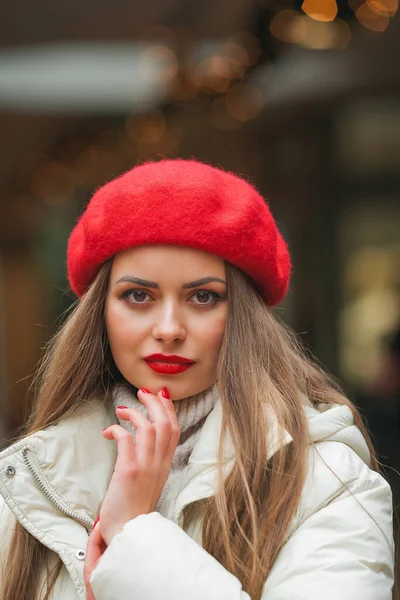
126, 378, 212, 402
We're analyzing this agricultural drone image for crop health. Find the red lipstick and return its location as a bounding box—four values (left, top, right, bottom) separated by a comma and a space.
144, 353, 196, 375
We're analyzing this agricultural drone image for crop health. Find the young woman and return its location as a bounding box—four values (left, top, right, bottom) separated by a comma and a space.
0, 159, 394, 600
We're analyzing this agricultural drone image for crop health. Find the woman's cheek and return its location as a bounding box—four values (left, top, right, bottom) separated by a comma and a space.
214, 308, 228, 336
106, 311, 136, 359
205, 314, 227, 353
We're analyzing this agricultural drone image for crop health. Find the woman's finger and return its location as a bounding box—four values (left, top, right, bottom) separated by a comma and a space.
137, 389, 175, 457
84, 523, 106, 595
136, 388, 171, 424
114, 408, 157, 464
102, 424, 138, 470
157, 390, 181, 464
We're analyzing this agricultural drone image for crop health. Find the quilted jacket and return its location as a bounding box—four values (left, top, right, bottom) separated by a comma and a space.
0, 395, 394, 599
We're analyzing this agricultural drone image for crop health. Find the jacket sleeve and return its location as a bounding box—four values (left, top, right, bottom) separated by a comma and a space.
89, 511, 251, 600
90, 446, 394, 600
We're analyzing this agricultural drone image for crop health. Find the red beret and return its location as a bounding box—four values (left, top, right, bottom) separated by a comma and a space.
67, 159, 291, 306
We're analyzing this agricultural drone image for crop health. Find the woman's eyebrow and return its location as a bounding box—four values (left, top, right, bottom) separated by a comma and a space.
115, 276, 227, 289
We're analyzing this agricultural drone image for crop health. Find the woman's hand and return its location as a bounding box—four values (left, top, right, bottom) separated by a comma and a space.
96, 387, 180, 546
84, 522, 106, 600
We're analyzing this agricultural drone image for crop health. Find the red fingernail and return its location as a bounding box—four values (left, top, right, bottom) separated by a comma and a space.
140, 388, 151, 394
93, 515, 100, 527
161, 387, 170, 400
117, 405, 128, 409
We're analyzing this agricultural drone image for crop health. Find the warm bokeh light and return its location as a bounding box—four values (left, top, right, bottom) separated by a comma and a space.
170, 72, 199, 100
332, 19, 353, 49
270, 10, 301, 43
294, 16, 351, 48
366, 0, 398, 15
223, 42, 250, 69
355, 3, 390, 30
191, 56, 234, 93
186, 40, 253, 94
233, 32, 262, 65
225, 85, 263, 122
302, 0, 338, 22
140, 45, 179, 83
270, 10, 351, 48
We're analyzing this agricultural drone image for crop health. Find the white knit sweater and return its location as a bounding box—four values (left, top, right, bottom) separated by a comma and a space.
112, 382, 220, 521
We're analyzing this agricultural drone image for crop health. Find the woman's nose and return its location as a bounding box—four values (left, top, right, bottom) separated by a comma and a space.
152, 304, 186, 343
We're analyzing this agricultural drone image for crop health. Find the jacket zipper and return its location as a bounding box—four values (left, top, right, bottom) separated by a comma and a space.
22, 446, 94, 531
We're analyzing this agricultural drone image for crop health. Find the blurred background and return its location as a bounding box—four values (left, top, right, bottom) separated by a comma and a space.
0, 0, 399, 590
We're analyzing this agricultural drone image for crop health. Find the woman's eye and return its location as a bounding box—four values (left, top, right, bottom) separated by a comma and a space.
121, 289, 151, 303
191, 291, 221, 305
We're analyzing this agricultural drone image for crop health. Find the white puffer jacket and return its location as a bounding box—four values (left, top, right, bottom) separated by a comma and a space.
0, 396, 394, 600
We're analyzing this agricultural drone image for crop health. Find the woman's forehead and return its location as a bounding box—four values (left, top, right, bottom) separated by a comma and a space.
111, 245, 226, 278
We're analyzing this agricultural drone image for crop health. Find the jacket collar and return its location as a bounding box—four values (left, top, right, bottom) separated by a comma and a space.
0, 398, 118, 525
0, 394, 292, 529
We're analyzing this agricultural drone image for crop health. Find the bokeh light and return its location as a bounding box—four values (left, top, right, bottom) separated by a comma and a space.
270, 10, 301, 44
355, 3, 391, 30
366, 0, 398, 16
270, 10, 351, 48
225, 85, 263, 122
302, 0, 338, 22
140, 45, 179, 83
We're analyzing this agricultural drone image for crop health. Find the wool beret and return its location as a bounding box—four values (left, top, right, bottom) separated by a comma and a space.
67, 159, 291, 306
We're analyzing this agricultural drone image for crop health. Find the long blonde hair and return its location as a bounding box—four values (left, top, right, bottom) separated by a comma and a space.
1, 259, 378, 600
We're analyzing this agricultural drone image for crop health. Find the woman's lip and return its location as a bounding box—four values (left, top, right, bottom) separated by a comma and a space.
144, 354, 195, 364
144, 360, 195, 375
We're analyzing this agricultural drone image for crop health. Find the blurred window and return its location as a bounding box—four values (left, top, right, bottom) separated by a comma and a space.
338, 202, 400, 391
